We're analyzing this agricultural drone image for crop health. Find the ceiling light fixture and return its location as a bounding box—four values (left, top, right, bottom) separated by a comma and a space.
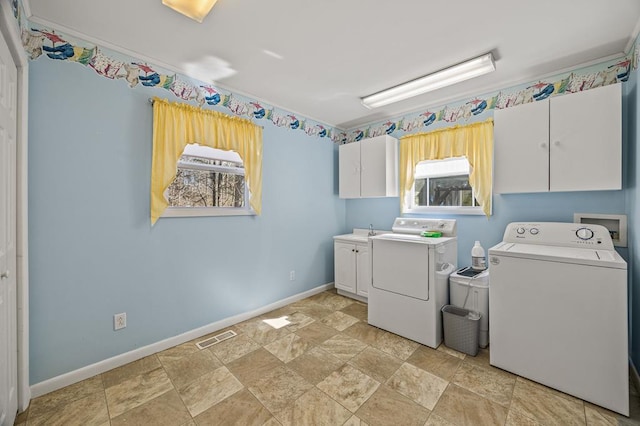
361, 52, 496, 109
162, 0, 218, 23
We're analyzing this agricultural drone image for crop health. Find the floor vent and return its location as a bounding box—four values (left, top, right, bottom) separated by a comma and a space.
196, 330, 237, 349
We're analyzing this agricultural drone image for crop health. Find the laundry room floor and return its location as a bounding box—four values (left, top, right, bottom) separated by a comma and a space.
15, 289, 640, 425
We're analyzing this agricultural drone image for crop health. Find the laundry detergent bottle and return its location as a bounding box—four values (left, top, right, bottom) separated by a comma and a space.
471, 241, 486, 271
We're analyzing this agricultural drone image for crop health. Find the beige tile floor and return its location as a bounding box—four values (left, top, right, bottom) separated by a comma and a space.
14, 289, 640, 425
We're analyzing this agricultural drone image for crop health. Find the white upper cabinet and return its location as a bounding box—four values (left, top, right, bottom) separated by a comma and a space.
339, 135, 398, 198
338, 142, 361, 198
549, 84, 621, 192
494, 99, 550, 194
494, 83, 622, 194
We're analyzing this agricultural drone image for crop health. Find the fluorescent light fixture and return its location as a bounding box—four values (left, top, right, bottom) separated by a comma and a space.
361, 53, 496, 109
163, 0, 218, 23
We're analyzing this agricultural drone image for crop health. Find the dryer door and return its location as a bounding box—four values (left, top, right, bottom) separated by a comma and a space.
371, 238, 429, 300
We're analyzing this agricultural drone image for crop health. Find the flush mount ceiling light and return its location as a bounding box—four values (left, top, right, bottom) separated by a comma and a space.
162, 0, 218, 23
361, 53, 496, 109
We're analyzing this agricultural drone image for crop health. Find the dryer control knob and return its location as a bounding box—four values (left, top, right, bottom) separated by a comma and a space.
576, 227, 594, 240
530, 228, 539, 235
516, 227, 526, 235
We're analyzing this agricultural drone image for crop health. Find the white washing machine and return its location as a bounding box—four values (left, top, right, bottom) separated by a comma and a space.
368, 218, 457, 348
489, 222, 628, 415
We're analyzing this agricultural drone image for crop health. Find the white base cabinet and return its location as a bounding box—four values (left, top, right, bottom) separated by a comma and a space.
339, 135, 398, 198
334, 240, 370, 299
494, 83, 621, 194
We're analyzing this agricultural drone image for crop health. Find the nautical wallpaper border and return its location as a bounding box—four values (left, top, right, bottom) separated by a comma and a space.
10, 0, 639, 145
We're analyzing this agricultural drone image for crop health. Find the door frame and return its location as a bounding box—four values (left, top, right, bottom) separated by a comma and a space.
0, 0, 30, 412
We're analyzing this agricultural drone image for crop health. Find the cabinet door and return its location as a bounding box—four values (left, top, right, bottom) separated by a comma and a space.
355, 243, 370, 297
493, 100, 550, 193
334, 242, 356, 292
360, 136, 388, 197
339, 143, 361, 198
550, 84, 621, 192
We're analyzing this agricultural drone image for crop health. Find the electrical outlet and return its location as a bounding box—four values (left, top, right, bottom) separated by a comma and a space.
289, 270, 295, 281
114, 312, 126, 330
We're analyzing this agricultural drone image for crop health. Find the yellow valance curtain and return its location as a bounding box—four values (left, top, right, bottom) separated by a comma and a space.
150, 97, 263, 224
399, 119, 494, 217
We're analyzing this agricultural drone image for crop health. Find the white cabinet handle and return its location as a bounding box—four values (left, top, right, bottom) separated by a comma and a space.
0, 271, 8, 279
554, 141, 560, 146
540, 142, 547, 148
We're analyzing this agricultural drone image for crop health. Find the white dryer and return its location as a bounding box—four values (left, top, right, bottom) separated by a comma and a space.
368, 218, 457, 348
489, 222, 628, 415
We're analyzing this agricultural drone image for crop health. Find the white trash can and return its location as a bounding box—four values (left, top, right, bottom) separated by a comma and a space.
449, 267, 490, 348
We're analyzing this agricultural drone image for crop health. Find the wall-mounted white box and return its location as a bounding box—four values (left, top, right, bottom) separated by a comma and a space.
574, 213, 627, 247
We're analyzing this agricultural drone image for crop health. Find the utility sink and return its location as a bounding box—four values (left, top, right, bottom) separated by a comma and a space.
333, 228, 389, 243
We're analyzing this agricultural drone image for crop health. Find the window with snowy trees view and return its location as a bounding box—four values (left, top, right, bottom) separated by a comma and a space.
404, 157, 485, 215
164, 144, 252, 217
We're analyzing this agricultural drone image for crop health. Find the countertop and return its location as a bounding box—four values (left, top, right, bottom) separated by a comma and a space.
333, 228, 390, 243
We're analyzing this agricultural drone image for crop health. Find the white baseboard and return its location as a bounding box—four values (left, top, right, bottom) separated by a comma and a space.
630, 357, 640, 393
30, 282, 334, 398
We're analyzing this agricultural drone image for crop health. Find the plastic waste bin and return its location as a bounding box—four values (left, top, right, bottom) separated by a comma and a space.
442, 305, 481, 356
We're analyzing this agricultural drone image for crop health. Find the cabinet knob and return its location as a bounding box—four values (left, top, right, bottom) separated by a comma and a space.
355, 250, 359, 253
554, 140, 560, 146
540, 142, 547, 148
0, 271, 8, 279
352, 249, 355, 252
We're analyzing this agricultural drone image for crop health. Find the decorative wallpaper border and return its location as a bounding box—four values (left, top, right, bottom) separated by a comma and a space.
12, 0, 346, 143
9, 0, 640, 145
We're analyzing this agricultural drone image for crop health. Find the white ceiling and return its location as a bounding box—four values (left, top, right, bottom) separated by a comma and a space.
25, 0, 640, 130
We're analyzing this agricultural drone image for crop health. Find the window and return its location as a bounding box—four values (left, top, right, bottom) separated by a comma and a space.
150, 98, 263, 224
162, 144, 253, 217
404, 157, 485, 215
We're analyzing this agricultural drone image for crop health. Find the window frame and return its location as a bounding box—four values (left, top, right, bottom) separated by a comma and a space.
403, 157, 489, 216
162, 147, 256, 218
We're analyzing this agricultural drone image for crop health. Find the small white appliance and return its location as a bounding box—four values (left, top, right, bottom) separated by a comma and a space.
489, 222, 628, 415
368, 218, 457, 347
449, 267, 490, 348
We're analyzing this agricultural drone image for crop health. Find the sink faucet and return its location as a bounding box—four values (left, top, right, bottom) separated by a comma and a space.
368, 224, 376, 236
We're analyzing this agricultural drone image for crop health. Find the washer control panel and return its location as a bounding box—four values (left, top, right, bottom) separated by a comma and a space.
503, 222, 614, 249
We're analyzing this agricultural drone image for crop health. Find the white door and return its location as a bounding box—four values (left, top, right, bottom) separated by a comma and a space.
334, 242, 356, 293
0, 26, 18, 426
360, 137, 386, 197
493, 99, 550, 194
355, 243, 370, 298
549, 83, 621, 192
338, 142, 361, 198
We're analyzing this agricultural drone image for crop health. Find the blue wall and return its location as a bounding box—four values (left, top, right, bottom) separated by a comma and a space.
28, 58, 346, 383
